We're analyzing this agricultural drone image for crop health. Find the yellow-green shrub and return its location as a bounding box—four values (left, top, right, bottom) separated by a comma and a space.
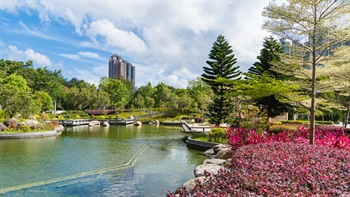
206, 128, 227, 143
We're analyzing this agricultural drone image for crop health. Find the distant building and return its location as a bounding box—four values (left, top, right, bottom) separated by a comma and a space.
108, 54, 135, 85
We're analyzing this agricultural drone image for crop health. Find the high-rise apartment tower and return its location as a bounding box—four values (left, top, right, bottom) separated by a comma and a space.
108, 54, 135, 85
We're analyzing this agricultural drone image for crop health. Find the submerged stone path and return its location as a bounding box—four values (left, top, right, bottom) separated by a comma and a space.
0, 144, 148, 194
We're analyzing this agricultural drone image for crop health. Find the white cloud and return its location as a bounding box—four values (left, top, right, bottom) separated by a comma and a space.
7, 45, 53, 67
84, 19, 147, 55
60, 51, 104, 62
2, 0, 272, 88
78, 52, 99, 59
59, 53, 81, 61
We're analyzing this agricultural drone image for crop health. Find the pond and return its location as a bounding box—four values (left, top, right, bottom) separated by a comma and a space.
0, 125, 206, 196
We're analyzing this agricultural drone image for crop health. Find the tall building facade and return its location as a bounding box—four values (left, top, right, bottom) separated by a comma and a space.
109, 54, 135, 85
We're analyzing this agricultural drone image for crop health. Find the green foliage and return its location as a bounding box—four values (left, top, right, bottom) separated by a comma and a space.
268, 124, 300, 134
33, 91, 54, 111
99, 77, 133, 109
191, 133, 208, 142
315, 120, 334, 125
201, 35, 242, 124
206, 128, 227, 143
42, 122, 55, 131
281, 120, 309, 125
20, 125, 31, 132
247, 37, 293, 117
0, 84, 38, 118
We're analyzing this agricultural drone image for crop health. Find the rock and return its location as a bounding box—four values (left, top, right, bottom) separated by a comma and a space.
18, 120, 40, 129
203, 148, 215, 157
55, 125, 64, 132
103, 121, 110, 127
215, 148, 232, 159
203, 158, 227, 165
0, 123, 7, 131
182, 176, 207, 191
213, 144, 231, 155
134, 121, 142, 126
89, 120, 100, 127
154, 120, 159, 125
4, 119, 17, 129
194, 164, 223, 178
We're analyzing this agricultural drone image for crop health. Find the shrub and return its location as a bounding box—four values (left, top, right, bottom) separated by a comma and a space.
281, 120, 309, 125
43, 122, 56, 131
227, 126, 350, 151
315, 120, 334, 125
206, 128, 227, 143
268, 124, 299, 134
171, 142, 350, 196
20, 125, 31, 132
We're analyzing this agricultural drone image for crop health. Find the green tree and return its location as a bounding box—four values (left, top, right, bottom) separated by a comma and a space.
187, 77, 213, 114
99, 77, 133, 110
33, 91, 54, 111
248, 37, 292, 117
130, 82, 155, 109
0, 75, 38, 118
263, 0, 350, 144
201, 35, 242, 125
2, 74, 31, 92
153, 82, 173, 108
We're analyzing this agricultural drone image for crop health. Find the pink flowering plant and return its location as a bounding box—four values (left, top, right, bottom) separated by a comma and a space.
170, 142, 350, 196
168, 125, 350, 196
227, 126, 350, 150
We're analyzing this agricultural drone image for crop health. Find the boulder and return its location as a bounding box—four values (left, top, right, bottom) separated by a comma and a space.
55, 125, 64, 133
134, 121, 142, 126
215, 148, 232, 159
103, 121, 110, 127
0, 123, 7, 131
194, 164, 223, 178
4, 119, 17, 129
213, 144, 231, 155
18, 120, 40, 129
182, 176, 207, 192
203, 148, 215, 157
203, 158, 227, 165
89, 120, 100, 127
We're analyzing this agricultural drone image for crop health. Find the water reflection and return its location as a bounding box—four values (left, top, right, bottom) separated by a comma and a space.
0, 125, 206, 196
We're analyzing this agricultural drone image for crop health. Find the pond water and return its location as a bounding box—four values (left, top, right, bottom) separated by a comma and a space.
0, 125, 206, 196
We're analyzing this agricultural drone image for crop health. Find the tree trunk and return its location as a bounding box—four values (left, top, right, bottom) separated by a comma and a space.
345, 96, 350, 128
310, 4, 317, 145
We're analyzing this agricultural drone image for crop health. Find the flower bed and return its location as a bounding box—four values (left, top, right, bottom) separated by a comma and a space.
171, 142, 350, 196
228, 126, 350, 150
169, 126, 350, 196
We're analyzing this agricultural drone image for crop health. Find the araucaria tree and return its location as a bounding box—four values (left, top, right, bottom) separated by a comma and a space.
263, 0, 350, 144
202, 35, 242, 125
248, 36, 292, 117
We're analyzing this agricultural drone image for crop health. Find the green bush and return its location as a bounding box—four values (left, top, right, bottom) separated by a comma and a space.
20, 125, 31, 132
269, 124, 300, 134
191, 133, 207, 142
281, 120, 309, 125
315, 120, 334, 125
206, 128, 227, 143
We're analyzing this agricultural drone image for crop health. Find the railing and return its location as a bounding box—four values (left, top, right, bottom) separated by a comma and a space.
180, 121, 212, 133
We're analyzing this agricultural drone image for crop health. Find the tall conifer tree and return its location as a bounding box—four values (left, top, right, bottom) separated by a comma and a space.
248, 36, 292, 117
202, 35, 241, 125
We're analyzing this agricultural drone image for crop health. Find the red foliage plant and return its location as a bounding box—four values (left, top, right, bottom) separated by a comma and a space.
171, 142, 350, 196
227, 126, 350, 150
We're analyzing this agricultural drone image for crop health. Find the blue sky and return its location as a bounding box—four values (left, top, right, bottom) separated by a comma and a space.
1, 0, 273, 88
